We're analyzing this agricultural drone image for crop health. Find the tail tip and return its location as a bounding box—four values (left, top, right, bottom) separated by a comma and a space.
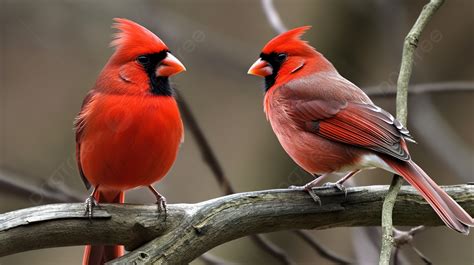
453, 223, 470, 235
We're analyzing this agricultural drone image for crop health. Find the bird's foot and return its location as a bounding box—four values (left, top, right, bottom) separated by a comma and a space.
156, 196, 167, 221
323, 182, 347, 198
84, 195, 98, 220
289, 185, 322, 206
148, 185, 167, 221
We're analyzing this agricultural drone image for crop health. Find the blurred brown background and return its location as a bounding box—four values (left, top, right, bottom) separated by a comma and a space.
0, 0, 473, 264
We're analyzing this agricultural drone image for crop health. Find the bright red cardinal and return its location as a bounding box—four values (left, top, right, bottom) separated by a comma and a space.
248, 26, 473, 234
75, 18, 185, 265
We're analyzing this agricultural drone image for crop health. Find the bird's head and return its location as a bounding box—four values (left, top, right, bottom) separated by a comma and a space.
97, 18, 186, 96
248, 26, 332, 92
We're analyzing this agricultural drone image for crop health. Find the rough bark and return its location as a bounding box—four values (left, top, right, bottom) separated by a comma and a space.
1, 185, 472, 264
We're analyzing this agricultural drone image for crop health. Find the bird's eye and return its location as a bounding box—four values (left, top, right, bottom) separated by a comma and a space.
277, 53, 287, 62
137, 55, 150, 65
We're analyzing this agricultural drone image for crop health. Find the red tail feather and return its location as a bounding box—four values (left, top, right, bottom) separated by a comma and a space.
384, 158, 474, 234
82, 191, 125, 265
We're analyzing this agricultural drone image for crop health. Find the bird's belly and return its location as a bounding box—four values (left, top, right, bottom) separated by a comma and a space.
269, 113, 362, 175
80, 96, 183, 191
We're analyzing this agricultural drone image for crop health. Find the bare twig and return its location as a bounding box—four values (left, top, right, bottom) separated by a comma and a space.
410, 243, 432, 264
393, 226, 425, 247
0, 185, 471, 264
0, 168, 83, 203
261, 0, 288, 34
251, 234, 295, 265
293, 230, 351, 264
394, 0, 445, 126
380, 177, 405, 265
393, 226, 432, 265
364, 81, 474, 98
379, 1, 445, 265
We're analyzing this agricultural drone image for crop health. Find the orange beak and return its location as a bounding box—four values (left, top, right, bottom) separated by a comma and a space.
247, 58, 273, 77
156, 52, 186, 77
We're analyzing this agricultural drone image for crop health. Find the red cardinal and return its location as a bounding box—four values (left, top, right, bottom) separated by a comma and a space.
248, 26, 473, 234
75, 18, 185, 265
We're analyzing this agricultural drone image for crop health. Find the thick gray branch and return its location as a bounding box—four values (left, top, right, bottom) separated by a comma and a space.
1, 185, 471, 264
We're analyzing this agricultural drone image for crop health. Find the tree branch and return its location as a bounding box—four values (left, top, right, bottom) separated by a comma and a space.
261, 0, 287, 34
292, 230, 352, 264
379, 1, 445, 265
1, 185, 471, 264
0, 169, 83, 203
250, 234, 295, 264
363, 81, 474, 98
394, 0, 445, 126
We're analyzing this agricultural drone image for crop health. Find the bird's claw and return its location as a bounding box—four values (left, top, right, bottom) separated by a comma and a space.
323, 182, 347, 198
156, 196, 167, 221
84, 195, 98, 220
306, 188, 322, 206
289, 185, 322, 206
